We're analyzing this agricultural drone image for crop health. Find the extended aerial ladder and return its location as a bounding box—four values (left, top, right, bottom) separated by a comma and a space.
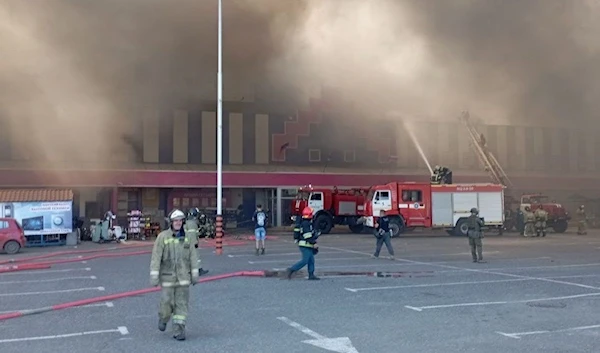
459, 111, 512, 188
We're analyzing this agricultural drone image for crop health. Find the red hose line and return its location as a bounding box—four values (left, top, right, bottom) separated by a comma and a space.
0, 263, 52, 273
0, 270, 267, 321
0, 243, 153, 265
15, 250, 152, 268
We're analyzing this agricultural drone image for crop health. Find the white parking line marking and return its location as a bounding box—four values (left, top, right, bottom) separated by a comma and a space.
404, 292, 600, 311
345, 278, 530, 292
497, 324, 600, 339
0, 276, 96, 285
0, 287, 105, 297
0, 302, 113, 315
0, 268, 92, 276
0, 326, 129, 343
321, 245, 600, 294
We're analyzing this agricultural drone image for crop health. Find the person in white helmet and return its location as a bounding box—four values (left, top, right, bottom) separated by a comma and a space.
150, 209, 200, 341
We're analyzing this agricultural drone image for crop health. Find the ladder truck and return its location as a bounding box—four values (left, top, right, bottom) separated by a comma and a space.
460, 111, 570, 233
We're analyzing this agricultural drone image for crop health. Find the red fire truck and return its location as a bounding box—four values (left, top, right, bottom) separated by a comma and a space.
292, 186, 369, 234
362, 181, 505, 237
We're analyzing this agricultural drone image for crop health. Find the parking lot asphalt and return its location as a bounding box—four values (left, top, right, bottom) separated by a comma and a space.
2, 228, 600, 353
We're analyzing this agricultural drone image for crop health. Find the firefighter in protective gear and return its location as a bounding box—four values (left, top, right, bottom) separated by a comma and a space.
285, 207, 320, 280
185, 208, 201, 247
184, 209, 210, 276
150, 209, 200, 341
198, 214, 216, 239
576, 205, 587, 235
533, 204, 548, 237
523, 206, 535, 237
467, 208, 486, 263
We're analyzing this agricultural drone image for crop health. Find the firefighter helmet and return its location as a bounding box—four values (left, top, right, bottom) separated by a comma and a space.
169, 209, 186, 221
470, 207, 478, 214
302, 207, 314, 219
188, 207, 200, 218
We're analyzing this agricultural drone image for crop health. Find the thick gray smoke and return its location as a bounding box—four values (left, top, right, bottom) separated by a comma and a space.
1, 0, 599, 163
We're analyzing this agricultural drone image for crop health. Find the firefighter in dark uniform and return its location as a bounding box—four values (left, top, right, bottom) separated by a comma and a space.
285, 207, 320, 280
467, 207, 486, 263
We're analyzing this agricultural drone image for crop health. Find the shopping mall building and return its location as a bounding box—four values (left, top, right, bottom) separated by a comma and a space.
0, 93, 599, 227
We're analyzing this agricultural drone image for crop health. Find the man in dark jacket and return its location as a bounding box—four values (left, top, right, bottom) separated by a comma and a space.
467, 207, 486, 263
372, 210, 395, 260
285, 207, 320, 280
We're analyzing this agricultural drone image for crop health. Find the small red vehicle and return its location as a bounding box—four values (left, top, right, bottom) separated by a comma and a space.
0, 217, 26, 254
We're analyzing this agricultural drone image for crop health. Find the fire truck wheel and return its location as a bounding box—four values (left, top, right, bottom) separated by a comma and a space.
453, 219, 469, 236
314, 214, 333, 234
348, 224, 364, 234
389, 218, 404, 238
552, 220, 568, 233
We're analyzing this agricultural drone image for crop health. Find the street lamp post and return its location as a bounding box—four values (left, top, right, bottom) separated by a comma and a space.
215, 0, 224, 255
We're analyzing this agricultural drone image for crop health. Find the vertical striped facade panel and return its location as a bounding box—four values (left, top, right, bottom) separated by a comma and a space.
173, 110, 189, 164
475, 124, 488, 170
243, 113, 256, 164
255, 114, 270, 164
446, 122, 459, 168
523, 127, 534, 169
514, 127, 527, 171
486, 125, 499, 169
201, 111, 216, 164
568, 129, 578, 172
559, 128, 570, 170
188, 110, 202, 164
550, 127, 562, 156
542, 128, 554, 171
158, 110, 173, 164
457, 122, 472, 169
495, 125, 508, 167
143, 108, 159, 163
228, 113, 244, 164
395, 121, 411, 167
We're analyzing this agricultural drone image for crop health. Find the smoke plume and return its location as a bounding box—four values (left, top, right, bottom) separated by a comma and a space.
1, 0, 599, 163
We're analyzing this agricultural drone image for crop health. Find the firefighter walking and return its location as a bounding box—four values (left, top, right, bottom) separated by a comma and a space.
285, 207, 320, 280
576, 205, 587, 235
533, 204, 548, 237
150, 209, 200, 341
185, 208, 200, 247
467, 208, 486, 263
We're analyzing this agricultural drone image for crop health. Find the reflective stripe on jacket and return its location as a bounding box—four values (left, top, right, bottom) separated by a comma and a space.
150, 229, 200, 287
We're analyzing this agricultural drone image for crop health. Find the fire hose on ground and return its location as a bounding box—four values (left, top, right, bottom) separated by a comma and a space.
0, 270, 268, 321
0, 237, 250, 274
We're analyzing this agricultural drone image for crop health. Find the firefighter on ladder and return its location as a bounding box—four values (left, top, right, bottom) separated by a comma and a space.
150, 209, 200, 341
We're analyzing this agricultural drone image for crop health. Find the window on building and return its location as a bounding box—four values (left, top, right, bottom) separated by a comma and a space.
309, 149, 321, 162
344, 150, 356, 163
173, 198, 180, 207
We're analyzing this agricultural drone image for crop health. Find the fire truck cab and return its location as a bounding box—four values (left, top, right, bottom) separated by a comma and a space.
520, 194, 570, 233
292, 186, 368, 234
363, 181, 505, 237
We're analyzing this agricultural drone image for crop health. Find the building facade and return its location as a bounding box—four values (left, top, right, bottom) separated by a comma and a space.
0, 92, 598, 226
